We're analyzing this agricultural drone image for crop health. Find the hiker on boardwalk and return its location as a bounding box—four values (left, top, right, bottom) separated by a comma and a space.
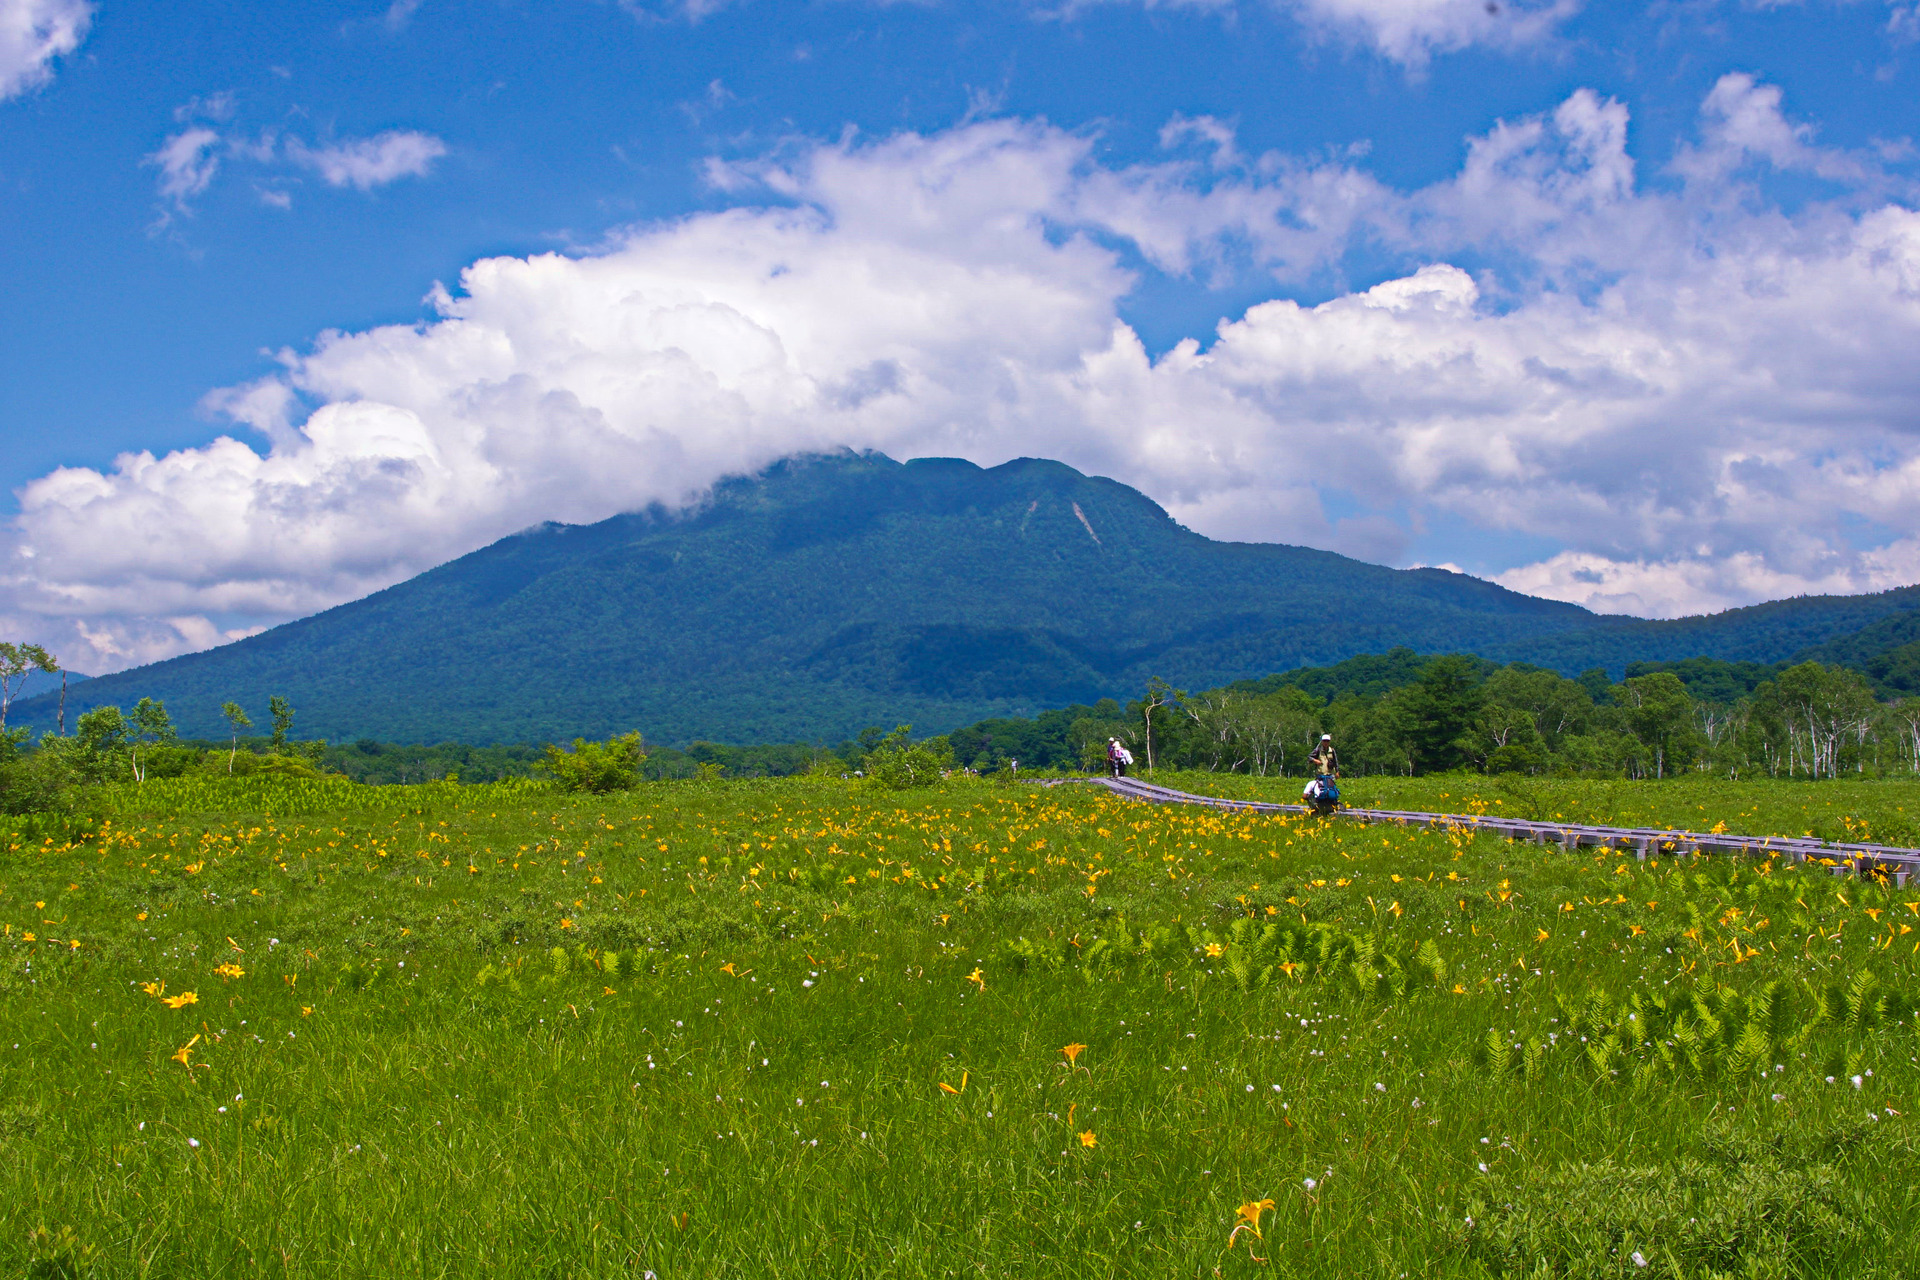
1107, 738, 1133, 778
1304, 734, 1339, 806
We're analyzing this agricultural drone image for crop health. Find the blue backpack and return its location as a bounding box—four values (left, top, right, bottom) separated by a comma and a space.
1313, 776, 1340, 804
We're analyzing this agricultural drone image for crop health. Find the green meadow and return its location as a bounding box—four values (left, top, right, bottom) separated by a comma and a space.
3, 773, 1917, 1278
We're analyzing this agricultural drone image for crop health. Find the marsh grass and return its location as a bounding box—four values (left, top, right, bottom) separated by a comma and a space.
1, 774, 1916, 1277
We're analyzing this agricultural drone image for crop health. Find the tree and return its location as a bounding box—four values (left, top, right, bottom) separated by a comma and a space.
269, 696, 294, 753
1400, 656, 1485, 773
128, 697, 177, 784
541, 732, 647, 793
1135, 677, 1182, 773
863, 725, 955, 789
1481, 665, 1595, 750
0, 642, 58, 730
221, 701, 253, 774
1617, 672, 1702, 778
1754, 662, 1877, 779
71, 705, 130, 784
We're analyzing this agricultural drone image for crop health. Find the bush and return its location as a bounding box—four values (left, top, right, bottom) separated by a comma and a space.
540, 732, 646, 794
863, 726, 953, 790
0, 730, 76, 817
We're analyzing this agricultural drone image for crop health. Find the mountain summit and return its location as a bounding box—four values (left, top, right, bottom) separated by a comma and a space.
21, 452, 1920, 744
17, 452, 1613, 743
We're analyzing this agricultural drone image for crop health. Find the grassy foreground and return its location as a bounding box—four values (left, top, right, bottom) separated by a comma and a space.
3, 774, 1918, 1278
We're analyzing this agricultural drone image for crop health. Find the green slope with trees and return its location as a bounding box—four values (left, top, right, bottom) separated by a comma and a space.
11, 450, 1920, 747
8, 452, 1602, 744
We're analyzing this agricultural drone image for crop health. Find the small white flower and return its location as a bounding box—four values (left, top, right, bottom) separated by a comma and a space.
188, 1138, 200, 1148
1772, 1093, 1786, 1102
1302, 1178, 1317, 1191
1272, 1084, 1282, 1092
1246, 1085, 1254, 1092
1851, 1075, 1864, 1090
1374, 1083, 1386, 1092
1477, 1162, 1488, 1172
217, 1107, 227, 1114
1631, 1252, 1647, 1268
802, 979, 814, 988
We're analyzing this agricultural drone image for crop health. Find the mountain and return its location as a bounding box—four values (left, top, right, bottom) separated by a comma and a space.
15, 451, 1919, 744
7, 669, 88, 702
1484, 586, 1920, 676
1794, 610, 1920, 697
12, 452, 1602, 744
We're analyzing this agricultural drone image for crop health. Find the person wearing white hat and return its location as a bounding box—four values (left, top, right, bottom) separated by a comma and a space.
1304, 734, 1339, 807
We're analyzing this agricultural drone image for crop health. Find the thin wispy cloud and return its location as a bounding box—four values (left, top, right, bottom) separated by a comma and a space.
143, 103, 448, 217
286, 131, 447, 191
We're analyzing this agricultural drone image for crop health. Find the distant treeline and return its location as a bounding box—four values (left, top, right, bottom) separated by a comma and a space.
940, 648, 1920, 780
10, 648, 1919, 814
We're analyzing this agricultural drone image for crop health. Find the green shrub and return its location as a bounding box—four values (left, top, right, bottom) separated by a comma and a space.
0, 730, 76, 817
540, 732, 646, 794
862, 726, 953, 790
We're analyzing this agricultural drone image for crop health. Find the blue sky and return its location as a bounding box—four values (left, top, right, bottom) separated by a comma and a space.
4, 0, 1920, 672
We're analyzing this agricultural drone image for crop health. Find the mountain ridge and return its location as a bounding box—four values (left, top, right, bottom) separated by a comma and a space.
12, 451, 1918, 743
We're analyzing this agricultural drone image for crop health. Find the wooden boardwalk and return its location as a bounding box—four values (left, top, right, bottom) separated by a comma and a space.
1052, 775, 1918, 887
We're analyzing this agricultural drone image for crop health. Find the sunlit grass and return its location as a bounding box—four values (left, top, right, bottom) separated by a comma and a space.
2, 774, 1917, 1276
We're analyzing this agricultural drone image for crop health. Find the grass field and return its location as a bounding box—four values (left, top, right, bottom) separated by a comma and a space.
3, 772, 1917, 1277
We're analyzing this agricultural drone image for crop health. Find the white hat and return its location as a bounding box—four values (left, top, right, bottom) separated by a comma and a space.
1321, 734, 1332, 740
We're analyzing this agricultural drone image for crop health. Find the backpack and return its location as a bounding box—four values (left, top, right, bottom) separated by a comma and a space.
1311, 777, 1339, 804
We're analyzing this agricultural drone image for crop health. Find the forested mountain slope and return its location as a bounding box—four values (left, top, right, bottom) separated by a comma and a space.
12, 452, 1598, 743
15, 451, 1920, 745
1486, 586, 1920, 674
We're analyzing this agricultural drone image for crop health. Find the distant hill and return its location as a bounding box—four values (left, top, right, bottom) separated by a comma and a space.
14, 451, 1919, 744
1483, 587, 1920, 675
9, 669, 88, 702
1794, 610, 1920, 697
12, 452, 1601, 744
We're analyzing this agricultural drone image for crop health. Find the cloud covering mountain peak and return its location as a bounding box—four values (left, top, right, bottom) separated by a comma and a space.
7, 77, 1920, 672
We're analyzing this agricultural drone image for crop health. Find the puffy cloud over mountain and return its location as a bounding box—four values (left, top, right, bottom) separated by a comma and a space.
7, 76, 1920, 671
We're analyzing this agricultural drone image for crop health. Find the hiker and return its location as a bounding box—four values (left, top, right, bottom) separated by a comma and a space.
1304, 734, 1338, 804
1107, 738, 1132, 778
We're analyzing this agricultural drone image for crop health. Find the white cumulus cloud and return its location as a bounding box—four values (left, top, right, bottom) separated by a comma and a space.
10, 77, 1920, 672
0, 0, 90, 101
